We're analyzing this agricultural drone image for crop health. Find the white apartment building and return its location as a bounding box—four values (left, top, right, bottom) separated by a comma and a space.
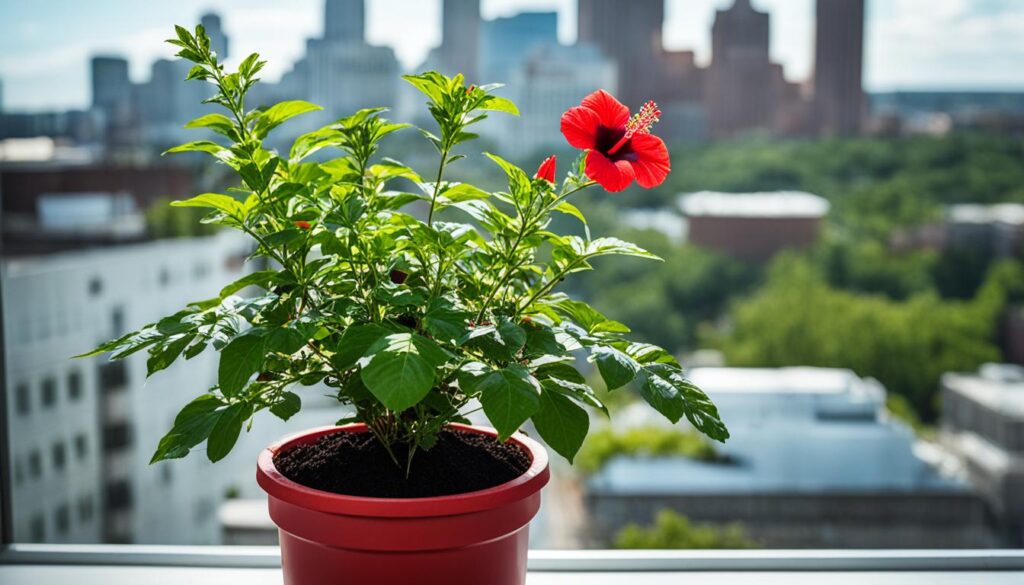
3, 232, 256, 544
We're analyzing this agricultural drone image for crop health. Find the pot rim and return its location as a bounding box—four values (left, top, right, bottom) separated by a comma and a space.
256, 422, 550, 518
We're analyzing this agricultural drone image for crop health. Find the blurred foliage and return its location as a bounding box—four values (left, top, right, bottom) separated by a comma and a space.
614, 509, 757, 549
145, 198, 219, 239
711, 255, 1023, 420
576, 425, 724, 475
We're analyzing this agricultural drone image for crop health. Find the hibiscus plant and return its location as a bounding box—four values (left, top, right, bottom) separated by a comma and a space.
80, 25, 728, 471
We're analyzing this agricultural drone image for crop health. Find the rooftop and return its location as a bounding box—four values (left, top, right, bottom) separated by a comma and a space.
942, 363, 1024, 418
947, 203, 1024, 226
677, 191, 830, 219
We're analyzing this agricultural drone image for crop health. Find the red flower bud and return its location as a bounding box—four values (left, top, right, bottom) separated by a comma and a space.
467, 85, 476, 94
534, 155, 557, 183
294, 220, 312, 229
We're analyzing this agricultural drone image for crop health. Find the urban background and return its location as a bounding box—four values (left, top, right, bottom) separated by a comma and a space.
2, 0, 1024, 549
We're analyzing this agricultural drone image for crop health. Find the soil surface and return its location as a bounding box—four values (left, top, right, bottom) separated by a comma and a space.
273, 429, 531, 498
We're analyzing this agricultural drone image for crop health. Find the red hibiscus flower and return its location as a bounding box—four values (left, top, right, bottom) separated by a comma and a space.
294, 220, 312, 229
535, 155, 557, 183
560, 90, 669, 192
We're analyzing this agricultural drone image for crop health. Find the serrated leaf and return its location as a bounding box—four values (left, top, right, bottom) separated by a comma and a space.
219, 270, 278, 298
479, 95, 520, 116
333, 323, 390, 370
360, 333, 436, 412
255, 100, 322, 137
477, 365, 542, 440
150, 394, 226, 463
171, 193, 243, 217
270, 391, 301, 421
184, 113, 235, 138
591, 345, 640, 390
146, 334, 194, 377
218, 331, 266, 396
532, 389, 589, 462
206, 403, 251, 462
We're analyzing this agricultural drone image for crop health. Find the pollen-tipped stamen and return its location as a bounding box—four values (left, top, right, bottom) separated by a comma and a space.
607, 100, 662, 155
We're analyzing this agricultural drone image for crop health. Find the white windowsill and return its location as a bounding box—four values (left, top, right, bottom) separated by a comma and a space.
2, 546, 1024, 583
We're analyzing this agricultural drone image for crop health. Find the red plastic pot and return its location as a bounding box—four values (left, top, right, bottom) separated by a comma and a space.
256, 423, 550, 585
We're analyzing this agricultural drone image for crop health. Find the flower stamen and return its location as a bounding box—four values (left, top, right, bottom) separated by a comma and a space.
608, 100, 661, 155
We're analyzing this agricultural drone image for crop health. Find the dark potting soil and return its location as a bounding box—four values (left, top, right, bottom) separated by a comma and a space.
273, 429, 531, 498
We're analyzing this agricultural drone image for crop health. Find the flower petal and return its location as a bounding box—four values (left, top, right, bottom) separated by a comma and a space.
628, 134, 671, 189
585, 150, 635, 192
581, 90, 630, 129
560, 106, 601, 150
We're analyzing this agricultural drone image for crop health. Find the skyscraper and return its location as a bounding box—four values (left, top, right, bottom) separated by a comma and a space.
577, 0, 663, 107
438, 0, 481, 79
814, 0, 865, 136
90, 56, 131, 113
706, 0, 774, 138
200, 13, 229, 60
324, 0, 365, 44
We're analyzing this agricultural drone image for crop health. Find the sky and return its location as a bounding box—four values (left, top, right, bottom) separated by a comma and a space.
1, 0, 1023, 112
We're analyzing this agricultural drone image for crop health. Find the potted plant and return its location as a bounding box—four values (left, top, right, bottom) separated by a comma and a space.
80, 24, 729, 585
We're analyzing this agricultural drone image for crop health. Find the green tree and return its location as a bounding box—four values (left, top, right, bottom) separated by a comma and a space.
615, 510, 757, 549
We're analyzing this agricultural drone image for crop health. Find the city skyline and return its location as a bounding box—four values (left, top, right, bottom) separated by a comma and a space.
2, 0, 1024, 112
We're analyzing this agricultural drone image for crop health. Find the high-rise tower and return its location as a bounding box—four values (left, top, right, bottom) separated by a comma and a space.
706, 0, 774, 138
813, 0, 865, 136
577, 0, 664, 107
200, 13, 229, 60
324, 0, 365, 44
438, 0, 481, 79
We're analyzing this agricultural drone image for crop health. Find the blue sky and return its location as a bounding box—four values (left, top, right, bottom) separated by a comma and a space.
1, 0, 1023, 112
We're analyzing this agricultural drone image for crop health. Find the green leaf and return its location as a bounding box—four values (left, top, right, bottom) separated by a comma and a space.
591, 345, 640, 390
360, 333, 436, 412
270, 391, 301, 421
586, 237, 661, 260
163, 140, 227, 157
255, 100, 322, 137
554, 201, 587, 224
266, 327, 307, 355
333, 323, 390, 370
150, 394, 226, 463
146, 334, 194, 377
440, 182, 490, 204
218, 330, 266, 396
476, 365, 542, 440
479, 95, 520, 116
171, 193, 243, 217
553, 299, 630, 335
206, 402, 251, 462
532, 389, 589, 462
184, 113, 235, 138
219, 270, 278, 298
642, 364, 729, 442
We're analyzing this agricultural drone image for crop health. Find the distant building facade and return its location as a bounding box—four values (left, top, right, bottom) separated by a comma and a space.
480, 12, 558, 83
578, 0, 663, 108
679, 191, 830, 263
941, 364, 1024, 545
324, 0, 365, 44
586, 367, 991, 548
814, 0, 865, 136
437, 0, 481, 79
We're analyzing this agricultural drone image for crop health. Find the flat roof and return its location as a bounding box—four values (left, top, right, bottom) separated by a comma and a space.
678, 191, 830, 218
688, 366, 861, 395
942, 364, 1024, 418
947, 203, 1024, 226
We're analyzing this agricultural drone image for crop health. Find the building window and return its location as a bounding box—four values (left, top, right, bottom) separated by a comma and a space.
105, 480, 134, 511
103, 422, 133, 451
111, 306, 126, 337
41, 377, 57, 408
67, 370, 83, 401
52, 442, 66, 471
159, 267, 171, 286
160, 463, 173, 486
28, 450, 42, 479
98, 361, 128, 392
14, 458, 24, 486
55, 503, 71, 535
78, 495, 94, 522
15, 382, 30, 415
88, 276, 103, 297
29, 514, 45, 542
75, 434, 89, 459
